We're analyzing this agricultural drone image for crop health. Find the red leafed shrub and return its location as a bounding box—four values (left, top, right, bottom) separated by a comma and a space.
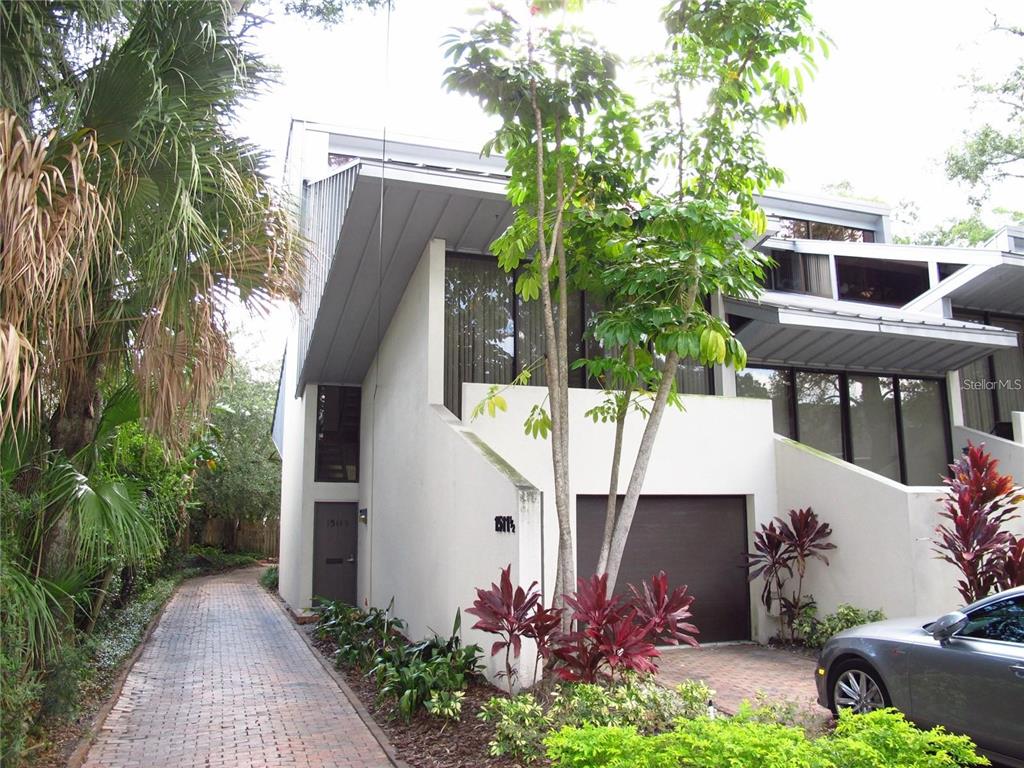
629, 571, 699, 647
552, 573, 660, 683
1000, 536, 1024, 591
934, 442, 1023, 604
746, 507, 835, 642
465, 564, 563, 692
468, 569, 700, 687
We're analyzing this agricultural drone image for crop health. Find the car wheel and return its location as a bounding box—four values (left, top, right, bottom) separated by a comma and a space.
830, 659, 891, 714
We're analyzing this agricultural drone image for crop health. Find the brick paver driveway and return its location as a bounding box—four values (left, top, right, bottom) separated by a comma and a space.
659, 643, 831, 730
83, 568, 390, 768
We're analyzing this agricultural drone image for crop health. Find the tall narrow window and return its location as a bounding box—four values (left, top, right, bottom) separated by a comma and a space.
795, 372, 843, 458
992, 318, 1024, 422
444, 254, 515, 416
315, 386, 360, 482
899, 378, 948, 485
735, 367, 794, 437
849, 375, 900, 481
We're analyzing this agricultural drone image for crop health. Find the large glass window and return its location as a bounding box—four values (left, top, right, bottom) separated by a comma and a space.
444, 253, 709, 415
992, 317, 1024, 421
849, 375, 900, 481
444, 254, 515, 416
775, 217, 875, 243
836, 256, 930, 307
764, 250, 832, 297
736, 367, 794, 437
955, 312, 1024, 434
738, 365, 950, 484
795, 372, 844, 458
315, 386, 360, 483
899, 378, 949, 485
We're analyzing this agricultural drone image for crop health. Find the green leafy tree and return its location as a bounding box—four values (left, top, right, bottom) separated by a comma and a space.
193, 362, 281, 550
445, 5, 631, 610
946, 16, 1023, 206
447, 0, 824, 595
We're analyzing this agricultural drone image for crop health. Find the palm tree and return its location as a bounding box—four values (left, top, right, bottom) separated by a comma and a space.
1, 0, 300, 549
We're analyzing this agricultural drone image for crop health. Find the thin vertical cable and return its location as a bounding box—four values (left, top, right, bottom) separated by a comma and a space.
367, 0, 392, 609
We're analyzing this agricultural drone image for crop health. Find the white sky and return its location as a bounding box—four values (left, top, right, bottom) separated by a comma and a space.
230, 0, 1024, 369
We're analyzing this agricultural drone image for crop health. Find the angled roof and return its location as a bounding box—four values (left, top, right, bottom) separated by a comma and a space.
902, 251, 1024, 316
726, 291, 1018, 376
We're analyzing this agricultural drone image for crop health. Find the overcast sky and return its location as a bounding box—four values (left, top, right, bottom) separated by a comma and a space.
230, 0, 1024, 370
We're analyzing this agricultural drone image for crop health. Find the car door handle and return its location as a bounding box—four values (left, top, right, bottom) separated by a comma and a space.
1011, 664, 1024, 679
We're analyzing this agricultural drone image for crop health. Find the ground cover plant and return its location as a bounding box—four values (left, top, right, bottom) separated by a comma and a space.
260, 565, 280, 592
544, 708, 987, 768
314, 600, 483, 722
793, 604, 885, 649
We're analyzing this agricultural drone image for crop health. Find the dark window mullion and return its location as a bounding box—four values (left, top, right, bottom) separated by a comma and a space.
839, 372, 853, 464
789, 367, 800, 441
893, 377, 908, 484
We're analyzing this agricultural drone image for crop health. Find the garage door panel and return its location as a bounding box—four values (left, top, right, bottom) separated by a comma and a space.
577, 495, 750, 643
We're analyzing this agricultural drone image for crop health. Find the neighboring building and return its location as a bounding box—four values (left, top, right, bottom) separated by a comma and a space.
273, 121, 1024, 681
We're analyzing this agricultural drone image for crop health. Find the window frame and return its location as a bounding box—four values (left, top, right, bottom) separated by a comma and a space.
741, 363, 952, 485
314, 384, 361, 484
444, 251, 714, 414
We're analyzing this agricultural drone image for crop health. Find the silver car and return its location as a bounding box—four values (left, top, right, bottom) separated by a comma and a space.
815, 586, 1024, 767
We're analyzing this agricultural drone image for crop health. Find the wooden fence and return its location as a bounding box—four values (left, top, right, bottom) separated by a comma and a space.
198, 518, 279, 558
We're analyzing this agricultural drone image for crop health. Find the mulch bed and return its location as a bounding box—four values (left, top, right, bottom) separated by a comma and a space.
310, 633, 543, 768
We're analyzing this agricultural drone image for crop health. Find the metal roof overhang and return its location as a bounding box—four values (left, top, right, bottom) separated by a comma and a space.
725, 292, 1018, 376
903, 253, 1024, 317
297, 162, 511, 393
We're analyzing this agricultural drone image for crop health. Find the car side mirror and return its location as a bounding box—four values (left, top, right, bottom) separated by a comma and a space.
931, 611, 968, 645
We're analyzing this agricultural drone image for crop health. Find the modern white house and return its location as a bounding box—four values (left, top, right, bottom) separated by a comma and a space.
272, 121, 1024, 680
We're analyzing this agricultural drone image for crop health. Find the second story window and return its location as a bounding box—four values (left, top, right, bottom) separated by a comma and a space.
775, 217, 875, 243
764, 250, 832, 297
836, 256, 929, 307
315, 386, 360, 483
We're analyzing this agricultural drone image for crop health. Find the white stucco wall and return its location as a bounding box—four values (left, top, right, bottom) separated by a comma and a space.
357, 239, 544, 683
463, 383, 780, 641
277, 328, 359, 613
775, 436, 1023, 624
952, 423, 1024, 483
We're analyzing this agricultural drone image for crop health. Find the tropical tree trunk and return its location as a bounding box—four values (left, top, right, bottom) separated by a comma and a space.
42, 363, 102, 575
603, 350, 680, 592
596, 394, 628, 575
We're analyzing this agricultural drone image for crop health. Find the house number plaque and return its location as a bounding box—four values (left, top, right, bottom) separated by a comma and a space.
494, 515, 516, 533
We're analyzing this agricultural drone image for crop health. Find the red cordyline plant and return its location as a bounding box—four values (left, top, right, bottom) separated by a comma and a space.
465, 564, 563, 692
468, 568, 699, 687
746, 508, 835, 642
934, 443, 1023, 604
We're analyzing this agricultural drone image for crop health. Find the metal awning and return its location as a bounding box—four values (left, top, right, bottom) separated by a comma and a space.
725, 292, 1018, 376
903, 252, 1024, 316
296, 160, 511, 394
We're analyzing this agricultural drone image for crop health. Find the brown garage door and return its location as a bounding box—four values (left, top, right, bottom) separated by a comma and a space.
577, 495, 751, 643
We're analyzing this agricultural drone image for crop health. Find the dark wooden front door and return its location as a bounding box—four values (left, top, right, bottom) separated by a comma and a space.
576, 495, 751, 643
313, 502, 358, 605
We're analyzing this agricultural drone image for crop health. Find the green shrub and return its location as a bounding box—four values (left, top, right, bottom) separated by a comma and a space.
315, 602, 480, 722
425, 689, 465, 720
823, 708, 987, 767
544, 709, 987, 768
259, 566, 278, 591
38, 643, 90, 720
0, 650, 41, 768
478, 693, 550, 761
188, 545, 258, 571
478, 677, 714, 761
794, 604, 885, 649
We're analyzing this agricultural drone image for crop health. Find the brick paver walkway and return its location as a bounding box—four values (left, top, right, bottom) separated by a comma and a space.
83, 568, 391, 768
658, 643, 831, 729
